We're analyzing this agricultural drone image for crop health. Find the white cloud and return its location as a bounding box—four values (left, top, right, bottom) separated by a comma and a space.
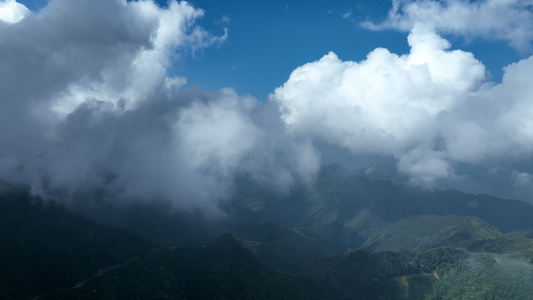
0, 0, 228, 119
397, 148, 454, 187
342, 10, 353, 19
363, 0, 533, 51
441, 55, 533, 163
0, 0, 319, 212
0, 0, 214, 186
0, 0, 29, 24
272, 8, 533, 192
272, 26, 485, 183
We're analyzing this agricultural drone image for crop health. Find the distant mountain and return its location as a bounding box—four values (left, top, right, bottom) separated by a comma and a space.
231, 164, 533, 251
53, 164, 533, 256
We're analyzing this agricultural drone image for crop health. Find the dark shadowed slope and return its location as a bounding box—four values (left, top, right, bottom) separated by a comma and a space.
0, 189, 153, 299
44, 234, 313, 300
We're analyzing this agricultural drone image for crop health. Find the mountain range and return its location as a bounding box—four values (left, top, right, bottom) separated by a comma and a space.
2, 165, 533, 299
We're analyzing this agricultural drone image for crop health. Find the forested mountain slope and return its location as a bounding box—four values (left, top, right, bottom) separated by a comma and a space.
3, 166, 533, 299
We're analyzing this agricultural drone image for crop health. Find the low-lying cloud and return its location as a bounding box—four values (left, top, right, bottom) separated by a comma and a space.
0, 0, 318, 212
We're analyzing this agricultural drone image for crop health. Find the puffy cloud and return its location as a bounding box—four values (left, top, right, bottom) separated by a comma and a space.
364, 0, 533, 51
0, 0, 317, 212
0, 0, 29, 23
440, 55, 533, 164
272, 6, 533, 194
272, 25, 485, 186
0, 0, 228, 119
0, 0, 212, 184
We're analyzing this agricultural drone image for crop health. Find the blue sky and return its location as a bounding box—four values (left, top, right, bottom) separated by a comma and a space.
179, 0, 524, 99
178, 0, 408, 98
18, 0, 524, 99
164, 0, 523, 98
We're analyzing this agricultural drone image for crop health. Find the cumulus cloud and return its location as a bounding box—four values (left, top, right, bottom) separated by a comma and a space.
272, 25, 485, 186
0, 0, 29, 23
363, 0, 533, 51
0, 0, 318, 213
272, 2, 533, 197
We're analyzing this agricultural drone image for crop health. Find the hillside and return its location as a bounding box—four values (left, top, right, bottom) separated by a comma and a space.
0, 190, 154, 299
362, 215, 502, 251
230, 165, 533, 251
42, 234, 312, 300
